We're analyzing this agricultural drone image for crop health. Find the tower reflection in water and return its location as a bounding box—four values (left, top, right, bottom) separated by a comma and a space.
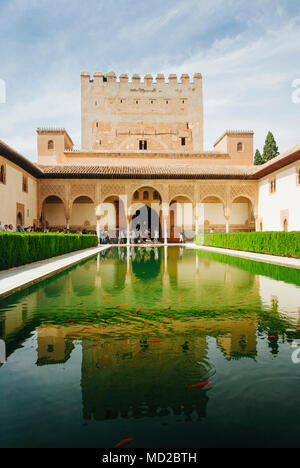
1, 246, 300, 431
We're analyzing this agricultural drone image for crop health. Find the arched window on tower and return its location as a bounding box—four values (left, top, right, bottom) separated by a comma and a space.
237, 142, 243, 152
143, 191, 149, 201
48, 140, 54, 150
134, 191, 139, 200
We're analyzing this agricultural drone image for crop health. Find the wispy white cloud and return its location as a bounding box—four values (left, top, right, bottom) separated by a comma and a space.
0, 0, 299, 159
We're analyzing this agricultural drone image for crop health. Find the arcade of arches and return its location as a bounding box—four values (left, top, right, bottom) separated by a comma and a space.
40, 181, 257, 241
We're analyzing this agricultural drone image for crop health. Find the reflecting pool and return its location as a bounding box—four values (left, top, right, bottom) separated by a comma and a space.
0, 246, 300, 448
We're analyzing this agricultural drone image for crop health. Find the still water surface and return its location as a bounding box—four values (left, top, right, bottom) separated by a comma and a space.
0, 246, 300, 448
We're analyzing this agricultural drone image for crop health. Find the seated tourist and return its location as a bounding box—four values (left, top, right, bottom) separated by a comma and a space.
16, 224, 24, 232
0, 221, 4, 232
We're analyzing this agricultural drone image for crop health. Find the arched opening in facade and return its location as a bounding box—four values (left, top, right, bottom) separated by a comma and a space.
101, 196, 126, 241
48, 140, 54, 150
130, 187, 162, 241
42, 196, 66, 230
201, 196, 225, 233
169, 196, 193, 242
70, 196, 96, 232
283, 218, 288, 232
16, 211, 23, 226
230, 196, 255, 232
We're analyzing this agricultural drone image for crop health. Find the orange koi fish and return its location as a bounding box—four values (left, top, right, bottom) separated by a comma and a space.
186, 382, 212, 389
114, 437, 133, 448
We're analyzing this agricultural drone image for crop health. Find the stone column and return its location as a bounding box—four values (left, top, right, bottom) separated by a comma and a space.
225, 217, 230, 233
164, 216, 168, 245
96, 216, 101, 243
224, 206, 231, 234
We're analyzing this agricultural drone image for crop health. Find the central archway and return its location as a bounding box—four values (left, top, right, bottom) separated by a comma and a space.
131, 205, 161, 241
130, 186, 162, 241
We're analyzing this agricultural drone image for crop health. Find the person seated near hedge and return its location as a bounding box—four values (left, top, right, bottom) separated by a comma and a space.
16, 224, 24, 233
0, 221, 4, 232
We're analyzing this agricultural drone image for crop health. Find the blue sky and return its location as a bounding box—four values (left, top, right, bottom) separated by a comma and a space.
0, 0, 300, 161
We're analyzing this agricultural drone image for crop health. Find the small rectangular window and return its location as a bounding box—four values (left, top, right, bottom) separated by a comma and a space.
0, 164, 6, 184
22, 175, 28, 193
181, 137, 186, 146
269, 177, 276, 194
139, 140, 147, 150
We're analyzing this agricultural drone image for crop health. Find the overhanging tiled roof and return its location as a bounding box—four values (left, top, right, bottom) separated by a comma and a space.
38, 164, 257, 179
0, 140, 43, 178
1, 139, 300, 180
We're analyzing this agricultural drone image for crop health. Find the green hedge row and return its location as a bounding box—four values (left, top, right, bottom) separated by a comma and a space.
194, 232, 300, 258
0, 233, 98, 270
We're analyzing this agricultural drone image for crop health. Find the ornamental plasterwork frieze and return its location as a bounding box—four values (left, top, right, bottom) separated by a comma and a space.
168, 184, 195, 203
197, 184, 226, 204
230, 183, 256, 204
100, 183, 126, 202
71, 184, 96, 203
40, 183, 67, 204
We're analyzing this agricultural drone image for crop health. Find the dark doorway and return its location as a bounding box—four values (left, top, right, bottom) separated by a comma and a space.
131, 205, 161, 240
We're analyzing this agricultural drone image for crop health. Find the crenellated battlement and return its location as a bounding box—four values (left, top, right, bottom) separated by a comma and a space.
81, 71, 204, 152
81, 71, 202, 85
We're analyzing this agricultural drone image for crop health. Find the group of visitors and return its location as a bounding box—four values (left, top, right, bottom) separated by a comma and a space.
0, 222, 92, 235
100, 227, 185, 244
100, 227, 161, 245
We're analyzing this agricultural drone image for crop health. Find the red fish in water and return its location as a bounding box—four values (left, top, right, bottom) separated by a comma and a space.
149, 339, 163, 342
178, 297, 183, 301
136, 307, 142, 313
186, 382, 212, 389
80, 313, 88, 316
168, 315, 174, 319
118, 304, 129, 307
145, 321, 148, 325
268, 336, 277, 339
114, 437, 133, 448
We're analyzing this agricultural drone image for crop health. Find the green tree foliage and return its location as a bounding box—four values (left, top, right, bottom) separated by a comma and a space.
262, 131, 279, 162
254, 149, 263, 165
254, 132, 280, 165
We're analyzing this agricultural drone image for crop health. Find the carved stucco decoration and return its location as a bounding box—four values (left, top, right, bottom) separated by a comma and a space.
40, 183, 67, 205
230, 184, 256, 205
198, 184, 226, 204
100, 183, 126, 202
168, 184, 195, 203
126, 182, 168, 202
71, 184, 96, 203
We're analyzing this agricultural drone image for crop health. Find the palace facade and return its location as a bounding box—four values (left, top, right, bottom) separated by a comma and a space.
0, 72, 299, 240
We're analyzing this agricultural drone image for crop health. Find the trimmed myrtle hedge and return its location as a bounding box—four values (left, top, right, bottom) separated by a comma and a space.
194, 232, 300, 258
0, 232, 98, 270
